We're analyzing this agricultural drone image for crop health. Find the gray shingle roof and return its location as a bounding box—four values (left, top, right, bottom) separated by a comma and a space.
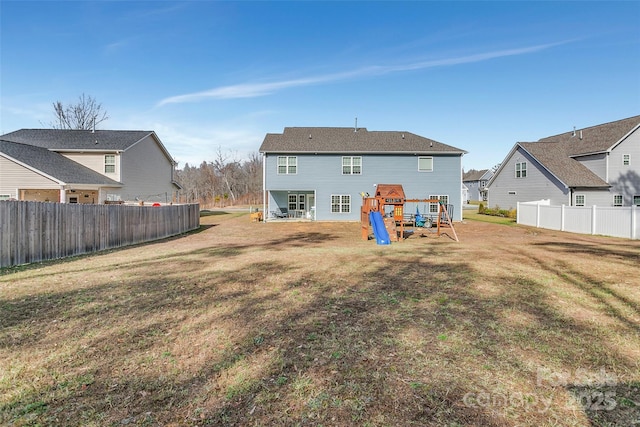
538, 115, 640, 157
0, 129, 153, 151
0, 139, 123, 186
463, 169, 489, 181
518, 142, 609, 188
513, 116, 640, 188
259, 127, 466, 154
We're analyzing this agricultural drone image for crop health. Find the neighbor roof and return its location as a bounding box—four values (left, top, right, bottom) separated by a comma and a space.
463, 169, 489, 181
538, 115, 640, 157
0, 129, 154, 152
518, 142, 609, 188
259, 127, 466, 154
0, 139, 122, 186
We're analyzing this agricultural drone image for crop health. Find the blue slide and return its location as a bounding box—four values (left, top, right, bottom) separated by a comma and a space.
369, 211, 391, 245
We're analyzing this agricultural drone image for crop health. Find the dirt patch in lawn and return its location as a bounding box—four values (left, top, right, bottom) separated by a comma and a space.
1, 214, 639, 426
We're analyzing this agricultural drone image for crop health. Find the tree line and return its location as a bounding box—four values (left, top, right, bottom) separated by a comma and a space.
175, 150, 263, 208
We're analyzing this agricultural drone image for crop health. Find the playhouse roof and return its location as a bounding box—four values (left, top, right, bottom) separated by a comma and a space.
375, 184, 405, 201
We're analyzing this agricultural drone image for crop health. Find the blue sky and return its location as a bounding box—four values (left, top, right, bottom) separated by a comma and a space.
1, 1, 639, 171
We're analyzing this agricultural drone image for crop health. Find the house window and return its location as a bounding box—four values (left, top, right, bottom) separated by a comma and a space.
277, 156, 297, 174
0, 194, 10, 201
418, 157, 433, 172
613, 195, 623, 207
623, 154, 630, 166
575, 194, 585, 207
633, 195, 640, 206
331, 194, 351, 213
288, 194, 305, 212
428, 195, 448, 214
342, 156, 362, 175
515, 162, 527, 178
105, 154, 116, 173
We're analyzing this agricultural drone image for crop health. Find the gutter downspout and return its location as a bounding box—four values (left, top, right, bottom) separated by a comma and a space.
570, 188, 574, 206
262, 153, 267, 222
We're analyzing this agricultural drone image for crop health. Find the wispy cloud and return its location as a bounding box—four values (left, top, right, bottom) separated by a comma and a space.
157, 40, 571, 107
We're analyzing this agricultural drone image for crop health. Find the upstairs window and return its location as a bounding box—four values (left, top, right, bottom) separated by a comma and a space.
418, 157, 433, 172
613, 194, 623, 207
105, 154, 116, 173
342, 156, 362, 175
634, 195, 640, 206
575, 194, 585, 207
623, 154, 630, 166
277, 156, 297, 174
515, 161, 527, 178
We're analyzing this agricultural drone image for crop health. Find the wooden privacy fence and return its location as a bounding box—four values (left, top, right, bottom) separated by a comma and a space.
517, 201, 639, 240
0, 201, 200, 268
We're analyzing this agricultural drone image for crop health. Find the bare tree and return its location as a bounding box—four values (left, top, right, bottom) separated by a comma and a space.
50, 93, 109, 130
175, 150, 263, 207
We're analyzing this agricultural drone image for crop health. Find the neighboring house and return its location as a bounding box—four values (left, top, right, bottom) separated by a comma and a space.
259, 127, 467, 222
462, 169, 492, 202
0, 129, 181, 204
487, 115, 640, 209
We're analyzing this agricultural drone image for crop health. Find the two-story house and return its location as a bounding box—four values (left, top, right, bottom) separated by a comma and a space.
0, 129, 181, 204
487, 115, 640, 209
259, 126, 467, 222
463, 169, 493, 202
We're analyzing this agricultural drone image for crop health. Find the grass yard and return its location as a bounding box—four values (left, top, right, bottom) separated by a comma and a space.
1, 213, 639, 426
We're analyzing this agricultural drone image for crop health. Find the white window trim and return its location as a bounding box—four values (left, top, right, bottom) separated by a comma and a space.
623, 154, 630, 166
515, 161, 527, 178
428, 195, 448, 214
575, 194, 586, 207
277, 156, 297, 175
330, 194, 351, 213
613, 194, 623, 207
342, 156, 362, 175
104, 154, 116, 174
418, 156, 434, 172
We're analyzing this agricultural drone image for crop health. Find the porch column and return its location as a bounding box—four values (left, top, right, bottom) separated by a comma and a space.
59, 187, 66, 203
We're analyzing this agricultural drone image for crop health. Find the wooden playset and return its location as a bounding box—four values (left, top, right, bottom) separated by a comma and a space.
360, 184, 459, 242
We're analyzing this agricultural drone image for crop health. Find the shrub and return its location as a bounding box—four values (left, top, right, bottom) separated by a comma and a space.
479, 205, 517, 218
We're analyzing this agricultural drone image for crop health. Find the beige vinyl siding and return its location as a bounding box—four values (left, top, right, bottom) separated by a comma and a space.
62, 152, 120, 180
0, 156, 61, 199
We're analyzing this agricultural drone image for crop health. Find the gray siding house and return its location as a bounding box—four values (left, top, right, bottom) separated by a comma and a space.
463, 169, 492, 202
487, 115, 640, 209
0, 129, 181, 204
259, 127, 466, 222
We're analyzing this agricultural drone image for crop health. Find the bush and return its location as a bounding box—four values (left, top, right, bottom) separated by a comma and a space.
479, 204, 517, 218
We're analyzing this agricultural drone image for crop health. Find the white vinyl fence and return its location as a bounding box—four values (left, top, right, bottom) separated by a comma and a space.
517, 201, 639, 240
0, 201, 200, 268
